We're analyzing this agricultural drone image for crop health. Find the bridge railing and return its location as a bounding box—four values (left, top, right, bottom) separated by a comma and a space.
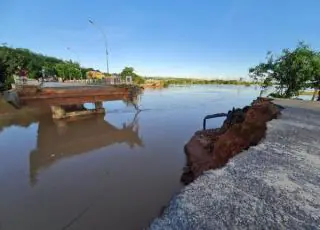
64, 78, 132, 86
12, 77, 133, 89
12, 76, 41, 89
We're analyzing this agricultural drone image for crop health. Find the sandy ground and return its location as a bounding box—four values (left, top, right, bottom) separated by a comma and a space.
149, 99, 320, 230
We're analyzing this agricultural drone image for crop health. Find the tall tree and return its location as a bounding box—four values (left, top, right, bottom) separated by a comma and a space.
120, 66, 145, 84
120, 67, 135, 78
0, 45, 86, 87
249, 42, 319, 98
310, 54, 320, 100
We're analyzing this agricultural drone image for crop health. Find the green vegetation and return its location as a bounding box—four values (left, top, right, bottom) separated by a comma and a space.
249, 42, 320, 98
299, 91, 316, 96
120, 67, 145, 84
0, 45, 87, 88
54, 62, 83, 80
0, 45, 254, 90
0, 45, 146, 90
145, 77, 253, 87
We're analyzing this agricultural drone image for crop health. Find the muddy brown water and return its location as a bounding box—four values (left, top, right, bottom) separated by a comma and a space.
0, 85, 261, 230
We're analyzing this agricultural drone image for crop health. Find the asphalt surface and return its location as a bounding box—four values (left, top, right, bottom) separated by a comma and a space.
149, 100, 320, 230
42, 82, 108, 88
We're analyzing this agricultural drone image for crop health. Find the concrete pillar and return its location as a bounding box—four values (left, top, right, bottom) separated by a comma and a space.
54, 120, 67, 135
94, 101, 103, 110
3, 90, 20, 108
51, 106, 66, 119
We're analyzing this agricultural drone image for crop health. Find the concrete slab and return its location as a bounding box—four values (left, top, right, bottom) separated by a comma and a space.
273, 98, 320, 112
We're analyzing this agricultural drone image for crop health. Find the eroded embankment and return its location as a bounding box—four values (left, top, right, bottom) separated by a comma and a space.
150, 101, 320, 229
181, 98, 282, 184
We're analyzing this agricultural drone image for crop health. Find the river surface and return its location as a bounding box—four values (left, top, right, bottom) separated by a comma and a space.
0, 85, 261, 230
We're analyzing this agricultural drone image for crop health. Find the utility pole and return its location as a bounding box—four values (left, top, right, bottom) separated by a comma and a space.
88, 19, 109, 74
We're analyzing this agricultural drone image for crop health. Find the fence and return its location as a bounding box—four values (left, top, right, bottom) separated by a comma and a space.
12, 76, 133, 89
64, 78, 132, 86
12, 75, 41, 89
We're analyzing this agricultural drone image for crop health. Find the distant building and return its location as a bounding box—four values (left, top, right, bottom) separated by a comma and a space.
86, 71, 105, 79
105, 74, 121, 84
126, 76, 132, 84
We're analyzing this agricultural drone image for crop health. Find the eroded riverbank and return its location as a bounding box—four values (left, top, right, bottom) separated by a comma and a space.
181, 98, 281, 184
150, 99, 320, 229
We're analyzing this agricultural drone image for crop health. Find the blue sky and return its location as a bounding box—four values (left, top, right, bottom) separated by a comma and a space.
1, 0, 320, 78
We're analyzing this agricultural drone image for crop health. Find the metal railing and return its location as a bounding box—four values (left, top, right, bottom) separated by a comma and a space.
13, 77, 41, 89
12, 77, 134, 90
203, 113, 227, 130
63, 78, 131, 86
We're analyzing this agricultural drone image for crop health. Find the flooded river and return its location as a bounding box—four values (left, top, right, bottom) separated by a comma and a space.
0, 85, 260, 230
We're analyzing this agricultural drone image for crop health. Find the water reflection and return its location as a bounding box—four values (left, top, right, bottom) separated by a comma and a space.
0, 113, 40, 132
29, 112, 143, 185
0, 86, 265, 230
123, 97, 141, 111
0, 111, 143, 188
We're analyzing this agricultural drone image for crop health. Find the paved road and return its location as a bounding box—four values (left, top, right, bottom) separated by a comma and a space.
42, 82, 97, 88
150, 100, 320, 230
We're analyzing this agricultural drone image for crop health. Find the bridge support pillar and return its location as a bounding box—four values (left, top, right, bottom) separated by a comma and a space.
94, 101, 103, 109
51, 106, 66, 119
51, 103, 105, 120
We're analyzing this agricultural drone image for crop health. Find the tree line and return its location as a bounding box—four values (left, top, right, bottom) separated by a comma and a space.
0, 45, 145, 89
0, 45, 96, 88
1, 43, 319, 98
155, 78, 252, 87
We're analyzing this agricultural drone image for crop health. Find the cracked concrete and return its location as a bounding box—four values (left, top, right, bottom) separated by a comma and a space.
149, 100, 320, 230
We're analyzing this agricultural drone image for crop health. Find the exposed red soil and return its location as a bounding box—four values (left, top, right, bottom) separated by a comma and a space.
181, 98, 281, 185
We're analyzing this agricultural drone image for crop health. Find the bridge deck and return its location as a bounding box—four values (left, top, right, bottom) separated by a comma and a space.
18, 85, 129, 106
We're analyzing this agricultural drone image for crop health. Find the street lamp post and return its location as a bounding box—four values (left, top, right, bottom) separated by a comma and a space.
88, 19, 109, 74
66, 47, 83, 79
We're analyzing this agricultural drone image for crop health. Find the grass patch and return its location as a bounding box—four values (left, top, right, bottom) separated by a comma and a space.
299, 91, 316, 96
